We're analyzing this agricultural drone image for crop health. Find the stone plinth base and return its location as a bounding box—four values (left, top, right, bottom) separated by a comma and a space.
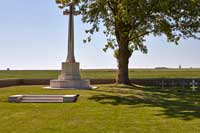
50, 79, 91, 89
49, 62, 92, 89
59, 62, 81, 80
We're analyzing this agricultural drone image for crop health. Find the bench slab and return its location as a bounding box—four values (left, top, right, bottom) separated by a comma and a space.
8, 94, 79, 103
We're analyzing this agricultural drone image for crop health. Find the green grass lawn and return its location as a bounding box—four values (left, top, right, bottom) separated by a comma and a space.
0, 85, 200, 132
0, 68, 200, 79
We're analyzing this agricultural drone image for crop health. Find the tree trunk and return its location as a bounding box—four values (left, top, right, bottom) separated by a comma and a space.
116, 38, 131, 85
114, 20, 131, 85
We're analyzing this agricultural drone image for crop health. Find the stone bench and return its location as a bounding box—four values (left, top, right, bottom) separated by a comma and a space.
8, 94, 79, 103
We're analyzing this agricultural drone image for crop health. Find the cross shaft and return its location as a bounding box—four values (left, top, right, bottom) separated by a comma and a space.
63, 3, 80, 63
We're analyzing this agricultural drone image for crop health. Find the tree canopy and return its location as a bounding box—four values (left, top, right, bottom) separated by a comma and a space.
56, 0, 200, 84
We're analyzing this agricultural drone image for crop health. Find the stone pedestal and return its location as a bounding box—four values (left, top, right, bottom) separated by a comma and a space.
50, 62, 91, 89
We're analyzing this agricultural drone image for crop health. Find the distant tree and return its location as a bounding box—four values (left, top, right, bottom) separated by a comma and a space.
56, 0, 200, 85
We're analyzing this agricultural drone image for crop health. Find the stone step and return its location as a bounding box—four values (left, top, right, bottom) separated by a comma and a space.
22, 97, 63, 100
23, 95, 64, 99
21, 99, 63, 103
8, 94, 79, 103
23, 95, 65, 97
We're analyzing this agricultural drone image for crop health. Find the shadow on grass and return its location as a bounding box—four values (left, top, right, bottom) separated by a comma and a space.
89, 84, 200, 120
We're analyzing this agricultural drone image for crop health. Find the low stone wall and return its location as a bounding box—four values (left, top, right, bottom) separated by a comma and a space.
0, 78, 199, 88
22, 79, 116, 85
0, 79, 22, 88
22, 79, 52, 85
90, 79, 115, 85
0, 79, 116, 88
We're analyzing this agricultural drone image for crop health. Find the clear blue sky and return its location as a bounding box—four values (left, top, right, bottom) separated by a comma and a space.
0, 0, 200, 70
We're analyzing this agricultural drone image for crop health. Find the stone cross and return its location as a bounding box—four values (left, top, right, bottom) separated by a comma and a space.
63, 3, 80, 63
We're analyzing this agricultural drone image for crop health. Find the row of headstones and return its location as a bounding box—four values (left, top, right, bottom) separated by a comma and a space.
132, 79, 200, 91
158, 79, 199, 91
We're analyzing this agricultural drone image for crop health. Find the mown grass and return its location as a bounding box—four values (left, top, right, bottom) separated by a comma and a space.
0, 85, 200, 132
0, 68, 200, 79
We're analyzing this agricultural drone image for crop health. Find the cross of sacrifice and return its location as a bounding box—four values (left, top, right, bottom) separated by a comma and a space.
63, 3, 81, 63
